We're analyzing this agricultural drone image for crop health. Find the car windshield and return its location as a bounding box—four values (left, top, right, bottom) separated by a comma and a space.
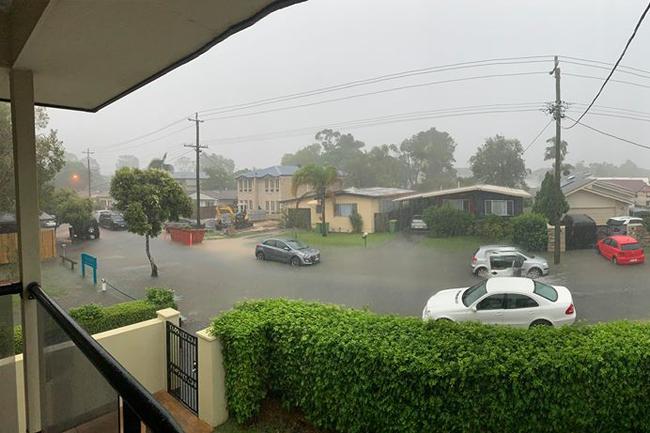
622, 243, 641, 251
462, 281, 487, 307
286, 240, 308, 250
533, 281, 558, 302
607, 219, 624, 226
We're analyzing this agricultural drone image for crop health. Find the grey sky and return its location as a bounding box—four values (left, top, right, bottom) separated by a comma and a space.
48, 0, 650, 175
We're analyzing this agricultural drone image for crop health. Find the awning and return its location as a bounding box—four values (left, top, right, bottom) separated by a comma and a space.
0, 0, 305, 111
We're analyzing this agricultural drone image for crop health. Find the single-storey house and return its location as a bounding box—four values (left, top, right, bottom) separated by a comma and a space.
561, 176, 635, 225
394, 184, 532, 218
282, 187, 414, 233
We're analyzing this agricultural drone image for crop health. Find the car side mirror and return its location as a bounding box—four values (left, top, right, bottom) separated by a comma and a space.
284, 247, 291, 251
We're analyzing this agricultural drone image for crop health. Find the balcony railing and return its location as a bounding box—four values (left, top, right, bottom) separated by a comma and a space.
25, 282, 185, 433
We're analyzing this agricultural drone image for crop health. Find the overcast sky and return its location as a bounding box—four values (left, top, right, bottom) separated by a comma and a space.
48, 0, 650, 175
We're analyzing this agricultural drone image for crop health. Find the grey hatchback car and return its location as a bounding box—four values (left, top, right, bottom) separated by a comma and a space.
255, 238, 321, 266
471, 245, 549, 279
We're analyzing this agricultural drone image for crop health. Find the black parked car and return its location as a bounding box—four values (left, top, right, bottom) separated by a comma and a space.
69, 218, 100, 240
99, 212, 127, 230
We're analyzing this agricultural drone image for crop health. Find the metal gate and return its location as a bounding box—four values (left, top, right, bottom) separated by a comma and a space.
166, 321, 198, 414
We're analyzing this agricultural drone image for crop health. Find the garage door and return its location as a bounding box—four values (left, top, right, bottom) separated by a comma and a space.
568, 208, 616, 226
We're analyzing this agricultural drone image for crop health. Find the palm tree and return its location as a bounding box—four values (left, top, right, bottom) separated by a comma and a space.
292, 164, 339, 236
148, 153, 174, 172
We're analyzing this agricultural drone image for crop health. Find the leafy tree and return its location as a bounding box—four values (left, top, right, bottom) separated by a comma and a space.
544, 137, 573, 176
201, 153, 236, 190
53, 155, 107, 193
148, 153, 174, 172
399, 127, 457, 190
469, 135, 528, 188
281, 143, 323, 167
292, 164, 339, 236
110, 168, 192, 277
533, 172, 569, 223
116, 154, 139, 170
53, 189, 93, 230
0, 103, 65, 212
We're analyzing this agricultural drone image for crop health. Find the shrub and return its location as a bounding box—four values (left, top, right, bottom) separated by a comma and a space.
473, 214, 512, 240
512, 212, 548, 251
5, 289, 177, 355
212, 299, 650, 433
422, 205, 474, 237
349, 212, 363, 233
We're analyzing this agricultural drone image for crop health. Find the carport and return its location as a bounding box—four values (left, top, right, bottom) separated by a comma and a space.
0, 1, 304, 432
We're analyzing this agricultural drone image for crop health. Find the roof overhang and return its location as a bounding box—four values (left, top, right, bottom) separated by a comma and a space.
0, 0, 305, 112
394, 184, 532, 202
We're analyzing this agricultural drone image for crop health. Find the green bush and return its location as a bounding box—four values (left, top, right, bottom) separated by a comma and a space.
5, 289, 177, 355
349, 212, 363, 233
212, 299, 650, 433
473, 214, 512, 240
512, 212, 548, 251
423, 205, 474, 237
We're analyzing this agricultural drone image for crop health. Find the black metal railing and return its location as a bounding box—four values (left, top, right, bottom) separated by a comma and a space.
166, 321, 199, 414
28, 282, 185, 433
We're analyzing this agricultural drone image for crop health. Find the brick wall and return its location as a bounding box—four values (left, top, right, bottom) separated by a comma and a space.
547, 224, 566, 253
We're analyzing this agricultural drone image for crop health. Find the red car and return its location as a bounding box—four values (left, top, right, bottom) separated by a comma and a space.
596, 235, 645, 265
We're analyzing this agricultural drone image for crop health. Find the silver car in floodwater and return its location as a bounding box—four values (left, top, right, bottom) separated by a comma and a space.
255, 238, 321, 266
471, 245, 549, 279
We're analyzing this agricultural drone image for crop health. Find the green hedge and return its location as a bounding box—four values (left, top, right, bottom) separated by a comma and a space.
423, 205, 475, 237
512, 212, 548, 251
212, 299, 650, 433
4, 288, 176, 355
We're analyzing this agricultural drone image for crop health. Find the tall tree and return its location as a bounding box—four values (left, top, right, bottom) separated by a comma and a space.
201, 153, 236, 190
53, 154, 107, 193
0, 104, 65, 212
533, 172, 569, 222
292, 164, 339, 236
52, 189, 94, 230
544, 137, 572, 176
110, 168, 192, 277
148, 153, 174, 172
281, 143, 323, 167
470, 135, 528, 188
399, 127, 457, 190
116, 154, 139, 170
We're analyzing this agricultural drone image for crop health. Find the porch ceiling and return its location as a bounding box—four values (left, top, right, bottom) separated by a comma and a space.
0, 0, 305, 112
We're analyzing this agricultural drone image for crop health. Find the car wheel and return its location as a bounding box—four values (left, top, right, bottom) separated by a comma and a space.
290, 256, 301, 267
612, 256, 618, 265
476, 267, 489, 278
596, 247, 601, 255
436, 318, 453, 323
530, 319, 553, 328
256, 251, 265, 261
527, 268, 542, 279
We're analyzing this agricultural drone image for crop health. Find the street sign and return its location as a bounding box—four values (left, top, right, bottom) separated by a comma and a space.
81, 252, 98, 285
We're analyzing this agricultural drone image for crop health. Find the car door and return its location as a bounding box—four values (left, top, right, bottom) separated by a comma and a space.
600, 238, 612, 258
262, 240, 279, 261
503, 294, 540, 327
609, 239, 621, 259
488, 255, 516, 277
474, 294, 506, 324
274, 240, 292, 263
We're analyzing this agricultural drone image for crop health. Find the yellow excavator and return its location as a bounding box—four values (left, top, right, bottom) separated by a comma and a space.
214, 205, 252, 230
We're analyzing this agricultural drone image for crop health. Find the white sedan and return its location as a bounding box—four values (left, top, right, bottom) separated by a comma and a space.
422, 277, 576, 328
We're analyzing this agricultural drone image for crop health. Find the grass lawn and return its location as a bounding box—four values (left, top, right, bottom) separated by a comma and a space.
417, 235, 509, 252
278, 230, 396, 248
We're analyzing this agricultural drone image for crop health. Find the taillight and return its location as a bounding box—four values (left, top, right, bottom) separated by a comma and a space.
565, 304, 575, 315
471, 256, 477, 265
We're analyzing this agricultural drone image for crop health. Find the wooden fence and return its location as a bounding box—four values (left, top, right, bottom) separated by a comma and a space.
0, 228, 56, 265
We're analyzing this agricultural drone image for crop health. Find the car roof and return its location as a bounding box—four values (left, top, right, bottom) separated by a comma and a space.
479, 244, 513, 250
608, 235, 639, 244
608, 216, 642, 222
485, 277, 534, 294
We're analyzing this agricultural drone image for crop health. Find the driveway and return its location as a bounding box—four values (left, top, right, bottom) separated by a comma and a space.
44, 229, 650, 331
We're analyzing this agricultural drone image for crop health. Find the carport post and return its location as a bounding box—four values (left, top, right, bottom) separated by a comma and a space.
11, 68, 43, 432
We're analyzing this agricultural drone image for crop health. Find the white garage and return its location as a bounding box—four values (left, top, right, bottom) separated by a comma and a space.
562, 178, 635, 225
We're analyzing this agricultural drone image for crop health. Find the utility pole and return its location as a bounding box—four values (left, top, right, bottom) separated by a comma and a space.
83, 148, 94, 198
550, 56, 562, 265
185, 113, 206, 227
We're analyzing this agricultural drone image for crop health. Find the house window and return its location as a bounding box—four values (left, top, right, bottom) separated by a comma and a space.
271, 201, 276, 213
275, 178, 280, 192
485, 199, 514, 216
248, 200, 253, 210
238, 180, 242, 192
335, 203, 358, 217
442, 198, 470, 212
265, 201, 269, 211
265, 179, 269, 192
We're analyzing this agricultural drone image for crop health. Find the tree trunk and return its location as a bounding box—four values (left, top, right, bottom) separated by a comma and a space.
145, 234, 158, 277
320, 195, 327, 237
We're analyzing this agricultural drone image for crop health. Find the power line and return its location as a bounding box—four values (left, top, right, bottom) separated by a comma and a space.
564, 72, 650, 89
568, 0, 650, 127
95, 117, 187, 151
202, 72, 548, 122
95, 124, 193, 154
561, 59, 650, 80
565, 115, 650, 151
198, 57, 553, 117
560, 55, 650, 75
523, 119, 554, 154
